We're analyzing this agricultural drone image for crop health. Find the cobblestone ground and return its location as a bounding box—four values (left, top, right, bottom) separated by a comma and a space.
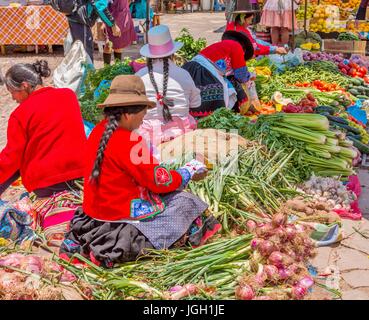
1, 12, 369, 300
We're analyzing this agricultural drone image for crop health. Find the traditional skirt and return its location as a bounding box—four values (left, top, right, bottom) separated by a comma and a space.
260, 0, 298, 30
60, 191, 221, 268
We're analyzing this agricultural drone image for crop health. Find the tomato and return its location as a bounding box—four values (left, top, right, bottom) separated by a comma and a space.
348, 61, 355, 68
359, 67, 367, 74
364, 76, 369, 83
341, 68, 348, 74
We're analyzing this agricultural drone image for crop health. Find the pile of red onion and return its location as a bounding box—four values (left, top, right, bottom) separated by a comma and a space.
0, 253, 76, 287
235, 213, 316, 300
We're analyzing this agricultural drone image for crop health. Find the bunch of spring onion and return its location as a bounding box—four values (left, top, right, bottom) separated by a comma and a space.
235, 214, 316, 300
187, 147, 300, 232
246, 113, 356, 180
55, 235, 254, 300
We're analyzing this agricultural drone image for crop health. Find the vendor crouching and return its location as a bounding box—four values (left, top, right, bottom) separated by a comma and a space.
60, 75, 221, 268
0, 60, 87, 246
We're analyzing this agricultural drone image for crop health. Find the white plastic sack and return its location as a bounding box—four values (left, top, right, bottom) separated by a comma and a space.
53, 40, 93, 95
63, 31, 73, 56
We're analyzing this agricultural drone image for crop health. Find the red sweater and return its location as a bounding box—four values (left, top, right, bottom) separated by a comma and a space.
225, 22, 274, 56
0, 87, 87, 191
83, 120, 184, 221
200, 40, 250, 83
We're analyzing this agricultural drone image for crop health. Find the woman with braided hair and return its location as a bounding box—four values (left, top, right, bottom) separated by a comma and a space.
0, 60, 86, 245
136, 25, 201, 146
60, 75, 220, 267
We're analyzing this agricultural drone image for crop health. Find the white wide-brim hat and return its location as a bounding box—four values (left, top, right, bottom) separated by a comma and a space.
140, 25, 183, 59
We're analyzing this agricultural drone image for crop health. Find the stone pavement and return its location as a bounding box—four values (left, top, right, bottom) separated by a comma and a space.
310, 169, 369, 300
1, 12, 369, 300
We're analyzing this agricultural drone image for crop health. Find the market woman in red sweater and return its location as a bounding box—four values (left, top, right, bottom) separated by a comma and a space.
182, 31, 254, 117
226, 13, 287, 57
60, 75, 220, 267
0, 60, 87, 245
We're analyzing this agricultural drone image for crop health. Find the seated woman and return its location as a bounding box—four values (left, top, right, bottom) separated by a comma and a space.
136, 25, 201, 146
60, 75, 220, 268
0, 60, 87, 245
183, 31, 254, 117
226, 12, 287, 56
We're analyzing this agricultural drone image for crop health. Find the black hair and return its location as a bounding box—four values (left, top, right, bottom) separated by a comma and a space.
5, 60, 51, 91
235, 13, 254, 25
222, 31, 254, 61
90, 105, 147, 182
147, 57, 174, 122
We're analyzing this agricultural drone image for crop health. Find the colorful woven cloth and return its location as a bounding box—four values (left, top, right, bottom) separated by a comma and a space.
32, 190, 81, 246
0, 5, 68, 45
0, 192, 36, 244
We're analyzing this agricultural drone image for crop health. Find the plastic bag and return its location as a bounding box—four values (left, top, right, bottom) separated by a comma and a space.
63, 31, 73, 56
53, 40, 93, 95
347, 100, 367, 125
93, 80, 112, 101
240, 81, 261, 114
268, 48, 304, 73
83, 120, 95, 138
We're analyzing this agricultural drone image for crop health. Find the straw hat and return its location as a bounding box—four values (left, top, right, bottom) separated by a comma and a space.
98, 75, 156, 109
230, 0, 259, 14
140, 25, 183, 59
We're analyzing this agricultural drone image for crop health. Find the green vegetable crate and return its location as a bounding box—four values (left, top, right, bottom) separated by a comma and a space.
323, 39, 366, 55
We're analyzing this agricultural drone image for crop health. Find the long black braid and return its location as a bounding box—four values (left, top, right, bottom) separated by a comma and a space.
90, 105, 146, 182
147, 57, 174, 122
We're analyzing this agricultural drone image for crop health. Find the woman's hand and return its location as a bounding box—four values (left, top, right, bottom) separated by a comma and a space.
276, 47, 288, 55
112, 24, 121, 37
192, 169, 208, 182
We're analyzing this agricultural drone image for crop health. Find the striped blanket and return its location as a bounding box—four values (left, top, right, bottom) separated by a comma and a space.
32, 190, 82, 246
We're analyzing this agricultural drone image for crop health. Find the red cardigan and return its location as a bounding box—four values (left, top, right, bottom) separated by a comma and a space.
0, 87, 87, 191
226, 22, 274, 56
83, 120, 183, 221
200, 39, 250, 83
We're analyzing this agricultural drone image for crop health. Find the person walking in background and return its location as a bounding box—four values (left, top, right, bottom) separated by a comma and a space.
102, 0, 137, 64
50, 0, 122, 63
260, 0, 300, 46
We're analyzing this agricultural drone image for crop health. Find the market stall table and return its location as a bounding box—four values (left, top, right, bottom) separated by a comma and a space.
0, 5, 68, 54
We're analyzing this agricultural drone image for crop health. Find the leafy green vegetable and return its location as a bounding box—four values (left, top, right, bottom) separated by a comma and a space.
197, 108, 250, 136
79, 59, 134, 124
337, 32, 359, 41
174, 28, 207, 64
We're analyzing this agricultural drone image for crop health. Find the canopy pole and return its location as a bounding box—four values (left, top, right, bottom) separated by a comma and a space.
291, 0, 295, 52
145, 0, 150, 44
304, 0, 307, 35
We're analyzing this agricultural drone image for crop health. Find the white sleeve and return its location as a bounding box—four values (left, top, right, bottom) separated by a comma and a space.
187, 77, 202, 109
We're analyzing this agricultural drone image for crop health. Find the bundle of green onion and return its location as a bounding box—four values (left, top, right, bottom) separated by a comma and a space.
246, 113, 356, 180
